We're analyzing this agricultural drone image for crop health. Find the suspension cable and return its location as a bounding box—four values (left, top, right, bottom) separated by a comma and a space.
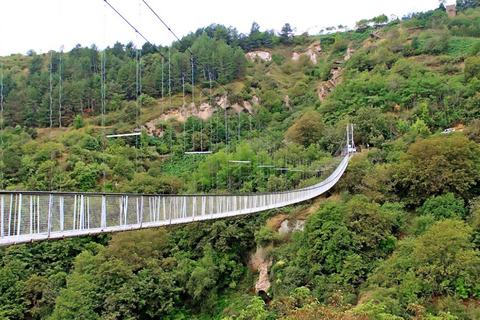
58, 0, 64, 191
58, 47, 63, 191
168, 44, 173, 174
135, 18, 142, 181
101, 1, 107, 192
160, 52, 165, 171
49, 50, 54, 191
105, 0, 305, 188
182, 74, 186, 153
0, 0, 3, 190
101, 49, 107, 192
0, 59, 3, 190
142, 0, 298, 156
168, 43, 172, 105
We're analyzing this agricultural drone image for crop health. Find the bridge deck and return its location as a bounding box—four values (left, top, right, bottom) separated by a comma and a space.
0, 155, 350, 246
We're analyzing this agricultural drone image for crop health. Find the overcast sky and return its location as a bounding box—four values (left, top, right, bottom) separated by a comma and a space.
0, 0, 450, 56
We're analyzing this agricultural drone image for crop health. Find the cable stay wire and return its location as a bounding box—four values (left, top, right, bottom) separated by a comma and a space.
58, 47, 63, 191
0, 59, 4, 190
140, 0, 311, 165
104, 0, 343, 191
104, 0, 286, 155
49, 50, 54, 191
101, 50, 107, 192
141, 1, 300, 142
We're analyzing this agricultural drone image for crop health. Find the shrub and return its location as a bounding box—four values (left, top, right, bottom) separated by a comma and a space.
417, 193, 466, 220
73, 115, 85, 129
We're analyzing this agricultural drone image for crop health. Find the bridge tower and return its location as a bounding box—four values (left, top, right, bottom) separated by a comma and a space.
346, 124, 356, 154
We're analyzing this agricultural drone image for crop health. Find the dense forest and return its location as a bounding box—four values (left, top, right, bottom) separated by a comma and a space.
2, 1, 480, 319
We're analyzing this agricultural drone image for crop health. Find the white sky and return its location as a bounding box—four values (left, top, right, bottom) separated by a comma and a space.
0, 0, 449, 56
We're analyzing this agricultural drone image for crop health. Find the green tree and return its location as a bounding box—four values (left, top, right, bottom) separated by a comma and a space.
50, 251, 100, 320
247, 22, 262, 50
465, 56, 480, 82
299, 201, 357, 274
284, 110, 324, 147
456, 0, 480, 11
73, 115, 85, 129
463, 119, 480, 143
356, 19, 370, 31
353, 106, 389, 146
394, 136, 480, 205
29, 54, 44, 75
280, 23, 294, 43
236, 295, 274, 320
417, 193, 466, 220
372, 14, 388, 26
413, 219, 480, 297
344, 195, 403, 253
0, 261, 28, 319
71, 161, 100, 191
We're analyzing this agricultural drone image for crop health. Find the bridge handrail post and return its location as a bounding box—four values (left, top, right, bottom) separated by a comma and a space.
73, 195, 77, 231
47, 194, 53, 237
16, 194, 22, 237
29, 196, 33, 235
59, 196, 65, 231
140, 195, 144, 227
192, 196, 196, 220
79, 195, 85, 230
101, 195, 106, 229
1, 195, 3, 238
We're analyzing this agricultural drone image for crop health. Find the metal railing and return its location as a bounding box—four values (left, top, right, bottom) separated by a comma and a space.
0, 155, 350, 246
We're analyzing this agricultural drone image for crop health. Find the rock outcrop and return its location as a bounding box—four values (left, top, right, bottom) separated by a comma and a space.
250, 246, 272, 294
292, 48, 319, 64
246, 51, 272, 62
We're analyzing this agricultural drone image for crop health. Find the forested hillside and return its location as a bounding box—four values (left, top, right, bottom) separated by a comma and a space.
1, 2, 480, 319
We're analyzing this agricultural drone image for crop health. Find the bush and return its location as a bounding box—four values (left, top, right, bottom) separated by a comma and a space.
409, 215, 436, 236
139, 94, 157, 108
417, 193, 466, 220
73, 115, 85, 129
254, 225, 280, 246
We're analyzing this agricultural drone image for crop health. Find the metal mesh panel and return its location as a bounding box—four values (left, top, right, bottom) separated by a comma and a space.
0, 155, 349, 246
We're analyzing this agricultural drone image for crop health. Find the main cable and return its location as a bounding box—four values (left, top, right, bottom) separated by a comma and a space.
0, 59, 3, 190
104, 0, 300, 169
103, 0, 152, 46
58, 47, 63, 191
140, 0, 300, 158
49, 51, 54, 191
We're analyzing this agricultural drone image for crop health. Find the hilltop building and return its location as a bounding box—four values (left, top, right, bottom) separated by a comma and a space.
446, 4, 456, 17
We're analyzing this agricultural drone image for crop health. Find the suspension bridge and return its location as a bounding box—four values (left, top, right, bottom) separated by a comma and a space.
0, 151, 351, 246
0, 1, 356, 246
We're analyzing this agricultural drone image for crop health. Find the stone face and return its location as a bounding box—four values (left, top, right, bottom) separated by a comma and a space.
246, 51, 272, 62
277, 219, 306, 235
143, 95, 257, 137
250, 246, 272, 293
344, 47, 355, 60
292, 48, 318, 64
277, 220, 290, 235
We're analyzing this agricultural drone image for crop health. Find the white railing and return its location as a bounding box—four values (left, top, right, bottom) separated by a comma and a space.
0, 155, 350, 246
